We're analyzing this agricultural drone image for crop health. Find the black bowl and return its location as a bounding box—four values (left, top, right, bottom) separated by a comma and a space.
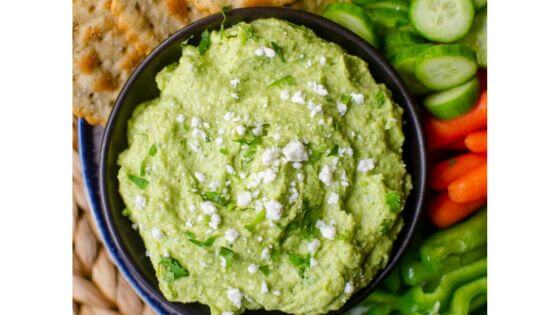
100, 7, 427, 315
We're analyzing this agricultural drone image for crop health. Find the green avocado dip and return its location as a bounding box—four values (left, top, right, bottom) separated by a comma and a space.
117, 18, 411, 315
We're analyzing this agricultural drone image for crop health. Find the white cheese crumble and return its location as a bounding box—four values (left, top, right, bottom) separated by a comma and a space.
319, 55, 326, 65
185, 219, 193, 228
255, 46, 275, 58
189, 205, 196, 212
224, 228, 239, 243
260, 168, 277, 184
201, 201, 217, 215
282, 140, 309, 162
297, 173, 304, 182
151, 228, 163, 240
262, 147, 281, 165
176, 114, 186, 122
350, 93, 364, 104
327, 192, 339, 205
194, 172, 206, 182
209, 213, 221, 229
226, 164, 234, 174
310, 257, 318, 267
222, 312, 234, 315
316, 220, 336, 240
261, 247, 270, 260
339, 147, 354, 157
189, 142, 201, 153
192, 128, 207, 140
273, 290, 281, 296
344, 282, 354, 294
307, 101, 323, 118
227, 288, 243, 309
272, 132, 281, 141
201, 261, 208, 268
191, 116, 201, 128
224, 112, 235, 121
337, 101, 348, 116
261, 281, 269, 293
308, 81, 329, 96
252, 124, 263, 136
134, 195, 146, 209
237, 191, 252, 207
290, 90, 305, 104
319, 165, 334, 186
209, 180, 220, 191
307, 239, 320, 254
230, 78, 240, 88
247, 264, 259, 274
235, 125, 246, 136
357, 158, 375, 173
280, 89, 290, 100
215, 137, 223, 146
264, 200, 283, 222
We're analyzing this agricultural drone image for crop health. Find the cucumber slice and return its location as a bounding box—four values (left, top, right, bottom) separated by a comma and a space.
391, 44, 434, 95
364, 0, 409, 12
423, 77, 480, 120
383, 30, 427, 57
473, 0, 487, 10
458, 8, 486, 67
414, 44, 478, 90
410, 0, 475, 43
324, 3, 378, 46
367, 8, 409, 34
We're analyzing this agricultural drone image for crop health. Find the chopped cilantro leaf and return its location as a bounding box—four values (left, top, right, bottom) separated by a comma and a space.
307, 145, 323, 165
240, 25, 255, 45
160, 257, 189, 281
219, 148, 229, 155
148, 144, 158, 156
340, 93, 352, 104
234, 135, 262, 147
380, 219, 392, 235
375, 90, 385, 106
202, 191, 230, 207
328, 144, 339, 156
288, 253, 311, 277
271, 41, 285, 62
259, 265, 270, 276
219, 247, 236, 268
270, 247, 282, 263
385, 191, 402, 213
243, 147, 257, 163
267, 75, 295, 88
301, 200, 321, 239
245, 209, 266, 232
219, 6, 232, 36
198, 30, 211, 55
127, 174, 148, 189
187, 233, 216, 248
139, 160, 146, 177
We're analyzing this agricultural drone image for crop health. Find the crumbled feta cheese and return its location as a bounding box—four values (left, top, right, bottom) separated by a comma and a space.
310, 257, 318, 267
261, 247, 270, 260
201, 261, 208, 268
232, 93, 239, 100
257, 236, 263, 242
260, 168, 277, 184
308, 81, 329, 96
209, 213, 221, 229
261, 281, 269, 293
265, 200, 283, 221
239, 172, 247, 179
132, 223, 138, 230
357, 158, 375, 173
262, 147, 281, 165
337, 101, 348, 116
282, 140, 308, 162
307, 239, 320, 254
230, 78, 240, 88
191, 116, 201, 128
215, 137, 223, 146
185, 219, 193, 228
273, 290, 281, 296
307, 100, 323, 117
209, 180, 220, 191
151, 228, 163, 240
339, 147, 354, 157
134, 195, 146, 209
272, 132, 281, 141
224, 112, 235, 121
306, 60, 312, 68
176, 114, 185, 122
291, 90, 305, 104
327, 192, 339, 205
227, 288, 243, 309
189, 142, 201, 153
221, 256, 227, 268
280, 89, 290, 100
319, 165, 334, 186
192, 128, 207, 140
189, 205, 196, 212
319, 55, 326, 65
252, 124, 263, 136
224, 228, 240, 243
226, 164, 234, 174
218, 128, 225, 135
254, 47, 264, 56
194, 172, 206, 182
263, 47, 276, 58
248, 264, 259, 274
350, 93, 364, 104
203, 122, 210, 129
297, 173, 304, 182
344, 282, 354, 294
235, 125, 246, 136
316, 220, 336, 240
237, 191, 252, 207
288, 186, 299, 203
201, 201, 217, 215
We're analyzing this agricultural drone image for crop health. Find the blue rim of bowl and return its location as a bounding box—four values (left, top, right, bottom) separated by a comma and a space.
97, 7, 428, 315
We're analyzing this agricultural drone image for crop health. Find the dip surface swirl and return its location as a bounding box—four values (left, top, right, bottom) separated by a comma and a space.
118, 18, 411, 315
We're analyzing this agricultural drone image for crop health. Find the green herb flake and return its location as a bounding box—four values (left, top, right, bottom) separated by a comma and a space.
301, 200, 321, 239
340, 93, 351, 104
219, 148, 229, 155
270, 247, 282, 263
139, 160, 146, 177
271, 41, 285, 62
121, 208, 131, 217
380, 219, 392, 235
239, 25, 255, 45
219, 247, 236, 268
385, 191, 402, 213
327, 144, 339, 157
234, 135, 262, 147
127, 174, 148, 189
160, 257, 189, 281
307, 144, 323, 165
375, 90, 385, 106
267, 75, 295, 88
148, 144, 158, 156
202, 191, 230, 207
245, 209, 266, 232
187, 233, 216, 248
219, 6, 232, 36
198, 30, 211, 55
288, 253, 311, 277
259, 265, 271, 276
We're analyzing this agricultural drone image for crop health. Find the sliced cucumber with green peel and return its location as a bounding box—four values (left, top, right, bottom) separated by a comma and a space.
414, 44, 478, 90
383, 30, 427, 57
391, 44, 434, 95
324, 3, 378, 46
367, 8, 410, 34
410, 0, 475, 43
423, 77, 480, 120
473, 0, 487, 10
458, 8, 486, 67
364, 0, 409, 12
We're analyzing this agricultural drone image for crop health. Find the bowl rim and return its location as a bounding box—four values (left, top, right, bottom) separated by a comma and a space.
100, 6, 427, 315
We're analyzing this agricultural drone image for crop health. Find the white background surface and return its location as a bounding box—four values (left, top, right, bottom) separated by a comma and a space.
0, 0, 559, 313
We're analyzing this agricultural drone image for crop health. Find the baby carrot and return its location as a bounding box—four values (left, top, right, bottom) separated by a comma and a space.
465, 130, 487, 153
428, 192, 486, 228
425, 91, 487, 149
448, 164, 487, 203
430, 153, 487, 190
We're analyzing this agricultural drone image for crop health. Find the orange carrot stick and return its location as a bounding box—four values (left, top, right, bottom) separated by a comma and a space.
425, 91, 487, 149
465, 130, 487, 153
430, 153, 487, 190
448, 163, 487, 203
428, 192, 486, 228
